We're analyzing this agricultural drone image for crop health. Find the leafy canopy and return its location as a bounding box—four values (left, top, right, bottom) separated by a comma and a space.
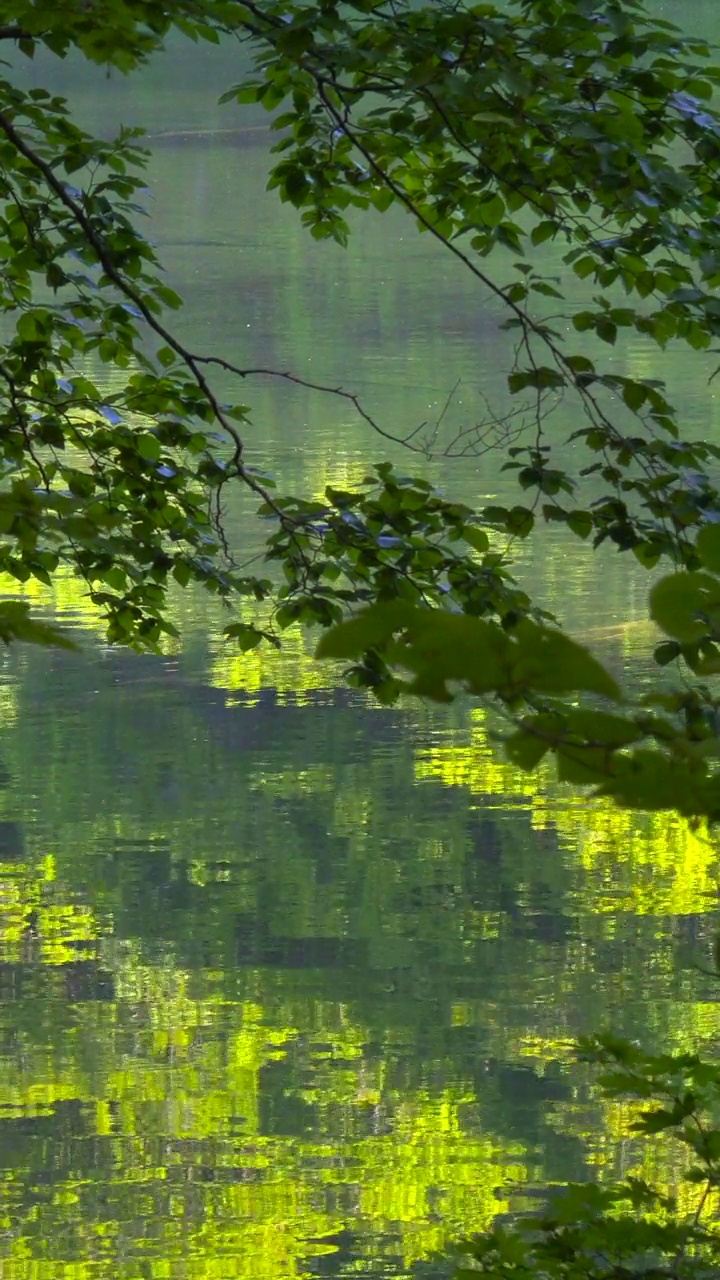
4, 0, 720, 815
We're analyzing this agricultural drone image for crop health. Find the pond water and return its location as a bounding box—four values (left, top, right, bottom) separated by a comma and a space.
2, 5, 720, 1278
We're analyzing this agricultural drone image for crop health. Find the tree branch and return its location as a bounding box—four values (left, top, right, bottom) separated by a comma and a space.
0, 108, 280, 515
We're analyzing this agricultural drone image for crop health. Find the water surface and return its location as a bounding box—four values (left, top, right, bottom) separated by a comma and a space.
2, 7, 720, 1278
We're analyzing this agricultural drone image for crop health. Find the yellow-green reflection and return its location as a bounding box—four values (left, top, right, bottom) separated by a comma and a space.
416, 708, 719, 916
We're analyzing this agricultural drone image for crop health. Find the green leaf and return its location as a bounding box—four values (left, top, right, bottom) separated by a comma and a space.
509, 622, 621, 700
597, 750, 693, 813
573, 311, 597, 333
696, 524, 720, 572
371, 188, 394, 213
103, 567, 128, 592
16, 312, 42, 342
315, 601, 422, 659
136, 433, 162, 463
650, 572, 720, 641
632, 542, 661, 569
564, 709, 641, 747
530, 221, 556, 246
153, 283, 183, 310
557, 745, 613, 785
504, 729, 550, 771
506, 506, 535, 537
478, 194, 505, 227
630, 1108, 683, 1135
461, 525, 490, 553
566, 510, 593, 539
508, 367, 565, 393
224, 622, 265, 651
156, 345, 177, 368
623, 381, 649, 412
572, 255, 598, 280
0, 602, 77, 651
687, 641, 720, 676
480, 506, 509, 525
654, 641, 681, 667
597, 320, 618, 345
403, 669, 454, 703
219, 84, 261, 105
386, 614, 512, 695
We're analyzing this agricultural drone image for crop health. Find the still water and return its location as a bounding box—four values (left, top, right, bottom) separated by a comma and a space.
2, 5, 720, 1277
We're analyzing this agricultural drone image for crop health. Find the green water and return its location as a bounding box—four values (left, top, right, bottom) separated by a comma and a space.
2, 7, 720, 1277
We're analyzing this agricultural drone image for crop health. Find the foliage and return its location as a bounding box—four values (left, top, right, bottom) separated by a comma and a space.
3, 0, 720, 818
314, 572, 720, 821
225, 0, 720, 560
452, 1031, 720, 1280
313, 493, 720, 823
6, 6, 720, 1277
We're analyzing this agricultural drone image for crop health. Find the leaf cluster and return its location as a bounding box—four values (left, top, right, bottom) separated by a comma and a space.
314, 517, 720, 820
221, 0, 720, 564
454, 1033, 720, 1280
7, 0, 720, 768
